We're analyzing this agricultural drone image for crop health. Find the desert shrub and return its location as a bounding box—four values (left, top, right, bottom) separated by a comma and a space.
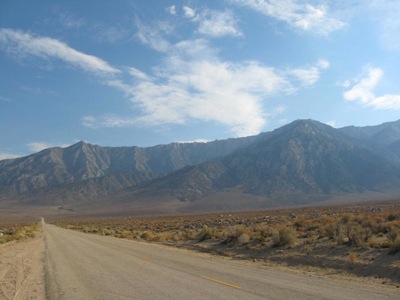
347, 225, 370, 247
101, 229, 115, 236
386, 213, 399, 221
303, 243, 313, 254
184, 230, 198, 240
253, 224, 271, 237
323, 222, 342, 242
319, 216, 336, 224
237, 233, 250, 245
233, 225, 253, 238
118, 230, 132, 239
293, 218, 308, 228
141, 230, 154, 241
341, 214, 353, 224
272, 226, 296, 247
388, 228, 400, 242
153, 232, 173, 242
368, 238, 378, 248
389, 237, 400, 254
197, 226, 218, 242
380, 241, 392, 248
348, 252, 358, 264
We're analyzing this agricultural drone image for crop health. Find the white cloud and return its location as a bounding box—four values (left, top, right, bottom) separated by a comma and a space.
82, 115, 136, 129
0, 29, 119, 75
343, 66, 400, 110
0, 153, 20, 160
166, 5, 177, 16
325, 121, 336, 127
316, 59, 330, 69
27, 142, 71, 152
183, 6, 196, 19
127, 67, 152, 81
228, 0, 345, 35
177, 139, 210, 144
197, 10, 242, 37
287, 60, 330, 86
87, 39, 293, 137
369, 95, 400, 110
81, 27, 327, 137
134, 19, 172, 52
343, 67, 382, 104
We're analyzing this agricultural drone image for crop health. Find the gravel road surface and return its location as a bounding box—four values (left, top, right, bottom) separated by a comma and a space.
43, 222, 399, 300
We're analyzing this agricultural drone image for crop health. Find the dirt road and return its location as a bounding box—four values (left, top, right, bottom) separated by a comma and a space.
42, 222, 399, 300
1, 222, 398, 299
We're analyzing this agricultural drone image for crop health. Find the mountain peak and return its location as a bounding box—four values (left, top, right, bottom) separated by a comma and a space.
67, 141, 93, 150
274, 119, 335, 139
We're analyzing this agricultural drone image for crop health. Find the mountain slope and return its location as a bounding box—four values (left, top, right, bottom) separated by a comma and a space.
0, 135, 260, 198
2, 119, 400, 211
135, 120, 400, 202
340, 119, 400, 165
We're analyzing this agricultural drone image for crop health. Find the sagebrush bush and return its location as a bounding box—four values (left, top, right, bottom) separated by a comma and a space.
272, 226, 296, 247
347, 225, 370, 247
389, 237, 400, 254
237, 233, 250, 245
323, 222, 342, 243
197, 226, 218, 242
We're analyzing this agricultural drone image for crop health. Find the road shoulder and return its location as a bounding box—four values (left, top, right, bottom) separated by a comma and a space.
0, 229, 46, 300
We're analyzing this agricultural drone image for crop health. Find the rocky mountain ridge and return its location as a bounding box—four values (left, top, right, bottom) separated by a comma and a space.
1, 119, 400, 210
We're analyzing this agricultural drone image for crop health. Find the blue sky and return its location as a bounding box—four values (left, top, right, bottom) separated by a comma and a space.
1, 0, 400, 159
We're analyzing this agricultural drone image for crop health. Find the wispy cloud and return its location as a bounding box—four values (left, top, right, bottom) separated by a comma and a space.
177, 139, 210, 144
59, 12, 86, 29
134, 19, 172, 52
343, 66, 400, 109
82, 115, 136, 129
183, 6, 197, 19
368, 1, 400, 51
93, 25, 130, 44
85, 36, 328, 137
0, 153, 20, 160
228, 0, 345, 35
166, 5, 177, 16
27, 141, 71, 152
184, 7, 242, 38
0, 96, 11, 102
0, 28, 120, 75
325, 121, 337, 127
85, 39, 291, 136
287, 59, 330, 86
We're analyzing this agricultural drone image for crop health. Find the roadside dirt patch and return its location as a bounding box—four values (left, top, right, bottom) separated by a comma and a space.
0, 231, 46, 300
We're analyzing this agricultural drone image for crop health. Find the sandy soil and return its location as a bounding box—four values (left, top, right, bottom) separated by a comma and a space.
0, 232, 46, 300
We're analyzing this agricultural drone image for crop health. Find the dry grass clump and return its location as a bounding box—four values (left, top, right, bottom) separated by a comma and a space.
348, 252, 358, 265
0, 223, 39, 244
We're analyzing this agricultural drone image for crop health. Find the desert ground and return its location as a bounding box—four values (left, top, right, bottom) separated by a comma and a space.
0, 199, 399, 299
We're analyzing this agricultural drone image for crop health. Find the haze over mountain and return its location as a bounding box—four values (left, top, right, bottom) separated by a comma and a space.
1, 119, 400, 214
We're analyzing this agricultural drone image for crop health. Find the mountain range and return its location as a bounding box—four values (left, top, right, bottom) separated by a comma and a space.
1, 119, 400, 215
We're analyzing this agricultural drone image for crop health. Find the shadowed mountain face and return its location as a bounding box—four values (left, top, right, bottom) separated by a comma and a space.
0, 135, 260, 199
340, 119, 400, 165
1, 119, 400, 210
137, 120, 400, 201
